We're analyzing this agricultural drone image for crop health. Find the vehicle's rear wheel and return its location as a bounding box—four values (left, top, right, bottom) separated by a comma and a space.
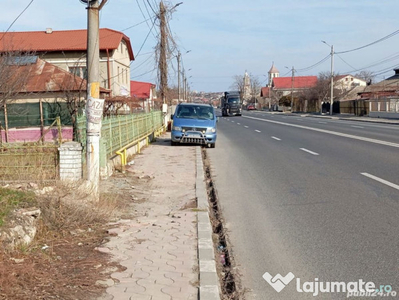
171, 141, 178, 146
210, 143, 216, 148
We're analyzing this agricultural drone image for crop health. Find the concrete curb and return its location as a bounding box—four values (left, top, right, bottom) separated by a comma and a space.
196, 147, 221, 300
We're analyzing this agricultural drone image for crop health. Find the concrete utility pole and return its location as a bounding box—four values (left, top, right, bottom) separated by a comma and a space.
291, 66, 295, 112
322, 41, 334, 115
177, 51, 181, 102
83, 0, 107, 199
182, 72, 186, 101
184, 76, 190, 102
329, 45, 334, 115
159, 1, 167, 104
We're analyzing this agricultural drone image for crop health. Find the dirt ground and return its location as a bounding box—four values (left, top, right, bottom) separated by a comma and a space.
0, 168, 151, 300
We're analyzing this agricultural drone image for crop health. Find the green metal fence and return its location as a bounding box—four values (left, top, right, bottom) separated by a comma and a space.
75, 111, 163, 159
0, 102, 73, 127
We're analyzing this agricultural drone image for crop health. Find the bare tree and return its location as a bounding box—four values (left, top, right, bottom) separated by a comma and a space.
250, 74, 261, 104
355, 70, 375, 85
307, 71, 348, 113
230, 75, 245, 97
269, 89, 283, 108
0, 51, 33, 110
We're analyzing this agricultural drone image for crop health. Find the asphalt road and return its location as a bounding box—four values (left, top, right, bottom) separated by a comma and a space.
207, 111, 399, 300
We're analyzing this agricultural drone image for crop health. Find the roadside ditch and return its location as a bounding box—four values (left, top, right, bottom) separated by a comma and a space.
201, 148, 245, 300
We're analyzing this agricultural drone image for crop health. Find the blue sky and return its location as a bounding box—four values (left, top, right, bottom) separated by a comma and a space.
1, 0, 399, 92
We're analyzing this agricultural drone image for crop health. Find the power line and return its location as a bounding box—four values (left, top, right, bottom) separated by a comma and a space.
372, 65, 399, 77
145, 0, 157, 15
121, 17, 154, 32
336, 54, 357, 72
135, 0, 158, 39
132, 52, 155, 71
296, 54, 331, 72
135, 17, 157, 57
131, 67, 157, 78
0, 0, 34, 41
336, 28, 399, 54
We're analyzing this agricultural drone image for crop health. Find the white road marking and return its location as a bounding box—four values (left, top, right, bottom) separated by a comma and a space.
271, 136, 281, 141
231, 120, 235, 123
244, 126, 249, 128
237, 123, 241, 125
351, 125, 364, 129
255, 130, 261, 133
361, 173, 399, 191
300, 148, 319, 156
243, 115, 399, 148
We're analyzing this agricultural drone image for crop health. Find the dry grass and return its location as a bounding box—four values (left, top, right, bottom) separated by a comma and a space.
0, 182, 128, 300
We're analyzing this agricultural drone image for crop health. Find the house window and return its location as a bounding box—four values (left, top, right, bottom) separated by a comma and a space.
69, 66, 87, 79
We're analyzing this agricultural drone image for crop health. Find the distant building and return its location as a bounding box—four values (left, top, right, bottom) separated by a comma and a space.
261, 63, 317, 111
0, 28, 134, 97
268, 63, 280, 87
334, 75, 367, 92
130, 81, 157, 112
356, 69, 399, 118
243, 71, 251, 100
272, 76, 318, 96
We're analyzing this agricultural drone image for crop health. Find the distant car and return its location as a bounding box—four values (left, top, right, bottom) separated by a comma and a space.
247, 105, 256, 110
171, 103, 217, 148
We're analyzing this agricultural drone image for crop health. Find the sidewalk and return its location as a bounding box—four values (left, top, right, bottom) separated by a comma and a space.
96, 135, 219, 300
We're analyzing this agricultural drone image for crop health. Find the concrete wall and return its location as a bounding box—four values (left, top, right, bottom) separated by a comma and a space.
1, 127, 73, 143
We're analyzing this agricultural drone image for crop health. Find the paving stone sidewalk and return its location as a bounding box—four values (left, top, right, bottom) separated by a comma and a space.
98, 136, 199, 300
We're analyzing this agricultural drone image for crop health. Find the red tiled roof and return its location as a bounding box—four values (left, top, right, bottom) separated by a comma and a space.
273, 76, 317, 89
2, 56, 109, 94
130, 81, 155, 99
260, 87, 270, 97
0, 28, 134, 60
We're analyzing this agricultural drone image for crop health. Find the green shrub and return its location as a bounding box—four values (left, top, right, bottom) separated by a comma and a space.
0, 188, 37, 226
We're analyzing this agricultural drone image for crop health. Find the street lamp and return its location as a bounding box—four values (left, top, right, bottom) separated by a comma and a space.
322, 41, 334, 115
176, 50, 191, 102
171, 2, 183, 10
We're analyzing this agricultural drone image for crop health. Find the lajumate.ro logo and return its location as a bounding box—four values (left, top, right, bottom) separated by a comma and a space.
262, 272, 397, 297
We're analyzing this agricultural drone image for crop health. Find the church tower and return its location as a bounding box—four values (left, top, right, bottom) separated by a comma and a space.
243, 71, 251, 100
268, 63, 279, 87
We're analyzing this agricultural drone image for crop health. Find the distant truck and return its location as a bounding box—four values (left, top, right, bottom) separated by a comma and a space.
221, 91, 242, 116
